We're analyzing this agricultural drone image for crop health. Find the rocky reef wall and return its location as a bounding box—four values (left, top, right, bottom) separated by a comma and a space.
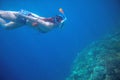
67, 31, 120, 80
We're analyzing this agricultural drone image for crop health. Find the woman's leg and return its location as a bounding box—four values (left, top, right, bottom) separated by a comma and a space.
0, 17, 6, 27
0, 10, 24, 29
0, 17, 23, 29
3, 21, 24, 30
0, 10, 18, 21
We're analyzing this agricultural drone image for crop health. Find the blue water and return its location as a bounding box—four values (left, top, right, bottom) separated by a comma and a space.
0, 0, 120, 80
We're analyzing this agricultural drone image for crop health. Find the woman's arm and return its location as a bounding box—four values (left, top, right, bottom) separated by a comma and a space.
18, 13, 55, 27
17, 13, 37, 21
37, 18, 54, 27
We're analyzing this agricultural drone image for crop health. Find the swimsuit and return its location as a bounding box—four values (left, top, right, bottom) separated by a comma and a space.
17, 16, 27, 24
17, 10, 31, 24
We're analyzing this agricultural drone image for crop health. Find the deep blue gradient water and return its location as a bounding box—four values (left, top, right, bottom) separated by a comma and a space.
0, 0, 120, 80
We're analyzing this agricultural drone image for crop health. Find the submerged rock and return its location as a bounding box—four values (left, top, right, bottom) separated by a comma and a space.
67, 32, 120, 80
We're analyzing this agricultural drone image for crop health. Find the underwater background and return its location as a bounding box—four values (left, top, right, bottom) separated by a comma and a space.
0, 0, 120, 80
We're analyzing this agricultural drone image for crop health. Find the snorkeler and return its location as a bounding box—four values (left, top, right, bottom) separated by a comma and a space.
0, 8, 67, 33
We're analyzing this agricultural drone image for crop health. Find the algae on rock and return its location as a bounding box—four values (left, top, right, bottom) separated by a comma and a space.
67, 32, 120, 80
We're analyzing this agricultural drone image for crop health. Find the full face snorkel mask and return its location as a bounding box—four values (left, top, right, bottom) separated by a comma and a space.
58, 8, 67, 28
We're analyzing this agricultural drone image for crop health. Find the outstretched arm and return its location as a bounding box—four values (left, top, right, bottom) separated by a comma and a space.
17, 13, 55, 27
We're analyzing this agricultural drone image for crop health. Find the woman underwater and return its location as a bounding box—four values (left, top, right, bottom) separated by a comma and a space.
0, 8, 67, 33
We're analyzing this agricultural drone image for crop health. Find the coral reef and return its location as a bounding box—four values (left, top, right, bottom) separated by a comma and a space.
67, 31, 120, 80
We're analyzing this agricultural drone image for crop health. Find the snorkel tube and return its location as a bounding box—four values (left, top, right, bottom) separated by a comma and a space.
59, 8, 67, 28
